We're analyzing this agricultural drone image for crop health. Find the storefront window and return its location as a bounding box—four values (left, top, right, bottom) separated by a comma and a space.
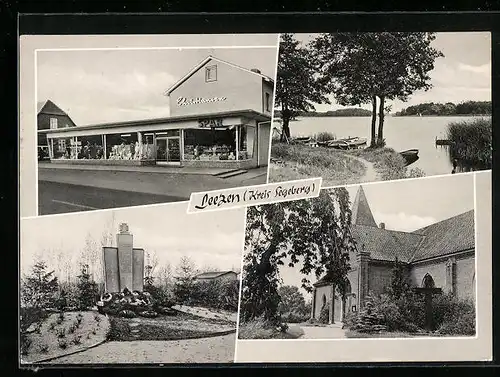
184, 128, 236, 161
77, 135, 105, 160
106, 133, 139, 160
51, 137, 74, 159
238, 125, 255, 160
140, 133, 156, 160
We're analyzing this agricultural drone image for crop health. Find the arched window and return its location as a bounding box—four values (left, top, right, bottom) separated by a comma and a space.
345, 279, 352, 295
422, 273, 435, 288
322, 294, 327, 307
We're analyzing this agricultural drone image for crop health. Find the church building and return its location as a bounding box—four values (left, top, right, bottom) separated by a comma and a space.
311, 186, 475, 324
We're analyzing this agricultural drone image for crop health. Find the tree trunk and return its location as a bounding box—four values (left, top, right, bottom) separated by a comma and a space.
377, 96, 385, 147
281, 117, 291, 142
370, 96, 377, 147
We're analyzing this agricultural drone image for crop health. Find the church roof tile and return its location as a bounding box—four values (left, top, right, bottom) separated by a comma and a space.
410, 209, 475, 262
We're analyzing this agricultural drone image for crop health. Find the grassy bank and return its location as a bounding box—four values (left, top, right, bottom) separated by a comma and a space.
349, 147, 425, 180
269, 143, 424, 185
238, 318, 305, 339
447, 117, 492, 169
269, 142, 367, 186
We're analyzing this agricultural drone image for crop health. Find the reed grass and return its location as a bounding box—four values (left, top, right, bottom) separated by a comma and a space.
446, 117, 492, 169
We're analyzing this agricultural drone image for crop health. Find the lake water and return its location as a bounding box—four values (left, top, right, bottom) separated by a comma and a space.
276, 115, 491, 176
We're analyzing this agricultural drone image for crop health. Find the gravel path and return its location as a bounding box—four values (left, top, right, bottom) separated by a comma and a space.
298, 324, 346, 339
45, 334, 236, 364
343, 154, 379, 183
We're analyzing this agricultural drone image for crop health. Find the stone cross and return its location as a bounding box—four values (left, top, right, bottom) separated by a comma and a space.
413, 286, 442, 331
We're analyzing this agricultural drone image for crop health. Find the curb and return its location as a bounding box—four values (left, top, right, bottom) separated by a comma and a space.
27, 338, 108, 364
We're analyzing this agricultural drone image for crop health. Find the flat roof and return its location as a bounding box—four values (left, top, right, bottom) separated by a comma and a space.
39, 109, 271, 134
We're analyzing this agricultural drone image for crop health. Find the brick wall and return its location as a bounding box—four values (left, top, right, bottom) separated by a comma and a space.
409, 252, 474, 300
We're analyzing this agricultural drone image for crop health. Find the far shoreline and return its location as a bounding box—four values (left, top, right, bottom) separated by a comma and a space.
274, 114, 492, 120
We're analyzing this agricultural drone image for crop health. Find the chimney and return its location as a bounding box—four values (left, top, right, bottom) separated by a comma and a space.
379, 222, 385, 229
251, 68, 262, 74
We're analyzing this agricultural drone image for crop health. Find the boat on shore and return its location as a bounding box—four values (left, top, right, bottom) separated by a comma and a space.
318, 137, 367, 150
399, 149, 419, 166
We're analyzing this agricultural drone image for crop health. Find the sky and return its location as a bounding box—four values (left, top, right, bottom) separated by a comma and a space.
20, 202, 245, 281
277, 173, 475, 300
37, 34, 279, 125
294, 32, 491, 113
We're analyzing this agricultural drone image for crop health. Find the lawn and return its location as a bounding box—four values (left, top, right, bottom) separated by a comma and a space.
238, 319, 305, 340
107, 310, 236, 342
20, 311, 109, 364
344, 330, 455, 338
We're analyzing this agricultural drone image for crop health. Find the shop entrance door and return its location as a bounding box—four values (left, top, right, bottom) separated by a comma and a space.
156, 137, 181, 164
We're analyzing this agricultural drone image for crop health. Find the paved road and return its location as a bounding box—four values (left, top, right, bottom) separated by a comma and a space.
298, 324, 346, 339
38, 181, 187, 215
45, 334, 236, 364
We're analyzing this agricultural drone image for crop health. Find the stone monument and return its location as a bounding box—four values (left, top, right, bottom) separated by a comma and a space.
103, 223, 145, 293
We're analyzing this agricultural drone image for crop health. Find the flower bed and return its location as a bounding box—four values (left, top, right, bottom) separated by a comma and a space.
20, 311, 109, 364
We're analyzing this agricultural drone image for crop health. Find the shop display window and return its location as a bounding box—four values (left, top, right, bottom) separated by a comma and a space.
184, 128, 236, 161
238, 125, 255, 160
106, 133, 140, 160
77, 135, 105, 160
51, 137, 74, 159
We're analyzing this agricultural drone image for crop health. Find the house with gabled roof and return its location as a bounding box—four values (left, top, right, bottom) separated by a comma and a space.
40, 55, 274, 169
37, 100, 77, 157
311, 186, 475, 324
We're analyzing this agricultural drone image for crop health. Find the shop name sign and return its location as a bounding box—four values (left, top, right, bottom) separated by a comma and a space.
187, 178, 322, 213
198, 118, 224, 128
177, 96, 227, 107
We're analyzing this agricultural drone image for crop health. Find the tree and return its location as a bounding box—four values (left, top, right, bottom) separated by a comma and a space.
144, 250, 159, 287
21, 260, 59, 309
312, 32, 444, 147
76, 263, 99, 310
240, 188, 356, 325
275, 33, 330, 141
277, 285, 309, 316
389, 257, 411, 300
173, 256, 198, 303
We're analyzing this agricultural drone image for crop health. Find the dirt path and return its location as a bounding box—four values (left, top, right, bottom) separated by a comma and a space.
43, 334, 236, 364
344, 154, 379, 183
298, 324, 346, 339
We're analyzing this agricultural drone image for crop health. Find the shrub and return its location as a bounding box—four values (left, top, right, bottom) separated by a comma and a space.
76, 317, 83, 326
58, 339, 68, 349
314, 131, 336, 142
20, 307, 47, 333
72, 335, 82, 345
342, 311, 358, 329
238, 316, 282, 339
56, 328, 66, 338
433, 294, 476, 336
281, 311, 309, 323
94, 314, 101, 323
92, 328, 97, 335
49, 322, 57, 331
318, 303, 330, 324
68, 324, 77, 334
349, 297, 386, 333
38, 343, 49, 353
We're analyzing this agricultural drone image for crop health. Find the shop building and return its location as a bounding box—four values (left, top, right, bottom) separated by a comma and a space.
39, 56, 274, 169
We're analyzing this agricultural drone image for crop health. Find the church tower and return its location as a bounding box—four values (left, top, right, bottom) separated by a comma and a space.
351, 186, 377, 227
352, 186, 375, 309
